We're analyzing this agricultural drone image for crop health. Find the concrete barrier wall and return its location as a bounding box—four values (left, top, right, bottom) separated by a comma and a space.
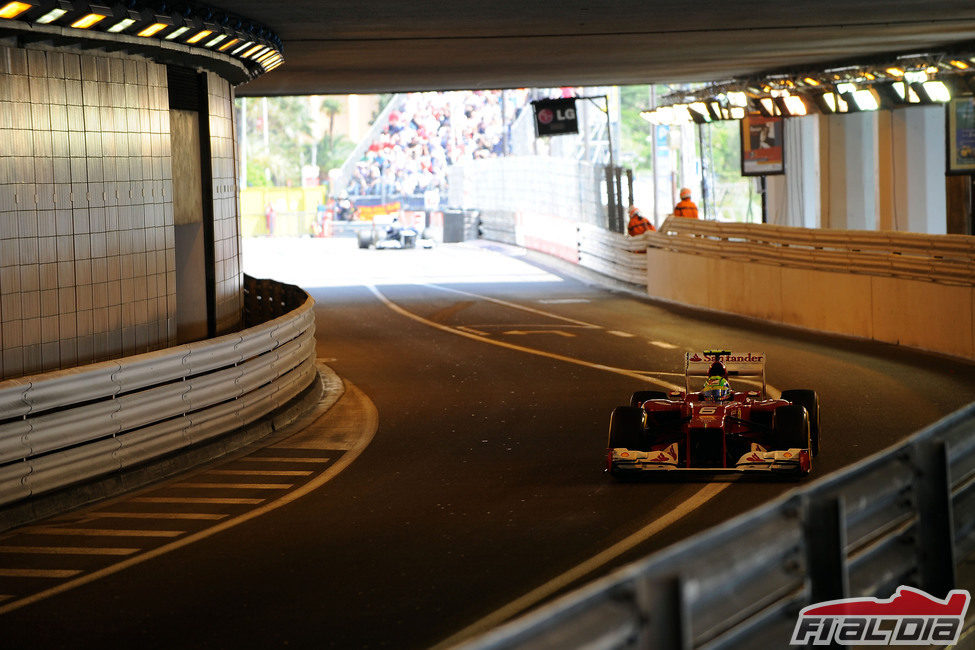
645, 247, 975, 361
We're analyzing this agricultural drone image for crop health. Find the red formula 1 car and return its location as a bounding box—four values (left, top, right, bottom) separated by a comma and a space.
606, 350, 820, 478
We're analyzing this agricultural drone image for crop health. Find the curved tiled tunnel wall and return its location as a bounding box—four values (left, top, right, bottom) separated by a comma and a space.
0, 46, 243, 380
207, 72, 244, 336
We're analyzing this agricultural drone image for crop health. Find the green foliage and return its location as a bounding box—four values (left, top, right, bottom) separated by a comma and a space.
237, 95, 349, 187
619, 85, 654, 172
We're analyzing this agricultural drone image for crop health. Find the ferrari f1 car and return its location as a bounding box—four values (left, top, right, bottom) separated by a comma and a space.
606, 350, 820, 478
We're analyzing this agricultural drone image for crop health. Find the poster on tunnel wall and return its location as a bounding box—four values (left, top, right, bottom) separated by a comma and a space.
947, 96, 975, 174
740, 114, 784, 176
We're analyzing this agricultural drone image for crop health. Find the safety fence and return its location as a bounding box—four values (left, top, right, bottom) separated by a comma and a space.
650, 218, 975, 285
578, 224, 650, 286
464, 401, 975, 649
0, 275, 317, 506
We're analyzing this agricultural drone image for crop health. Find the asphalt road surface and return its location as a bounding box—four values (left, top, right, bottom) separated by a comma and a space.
2, 239, 974, 649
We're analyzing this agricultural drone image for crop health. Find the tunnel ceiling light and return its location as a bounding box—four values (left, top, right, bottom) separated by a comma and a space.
885, 66, 905, 77
923, 80, 951, 102
863, 72, 876, 81
0, 1, 33, 19
852, 89, 879, 111
726, 91, 747, 108
802, 77, 820, 86
164, 25, 188, 40
71, 13, 106, 29
231, 40, 252, 55
35, 7, 65, 22
185, 29, 211, 44
265, 59, 284, 72
205, 34, 226, 47
218, 38, 238, 51
240, 43, 263, 58
249, 46, 270, 60
783, 95, 807, 116
758, 97, 778, 116
949, 59, 969, 70
137, 22, 167, 37
107, 17, 134, 32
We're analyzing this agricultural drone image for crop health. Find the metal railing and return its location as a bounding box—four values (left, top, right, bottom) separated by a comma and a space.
0, 275, 317, 506
650, 218, 975, 286
577, 224, 649, 286
462, 402, 975, 649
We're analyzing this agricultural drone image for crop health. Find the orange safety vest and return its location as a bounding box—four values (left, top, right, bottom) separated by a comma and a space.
627, 214, 654, 236
674, 199, 699, 219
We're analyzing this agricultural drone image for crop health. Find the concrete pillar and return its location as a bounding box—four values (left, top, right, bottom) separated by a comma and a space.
888, 105, 947, 234
822, 112, 880, 230
766, 115, 822, 228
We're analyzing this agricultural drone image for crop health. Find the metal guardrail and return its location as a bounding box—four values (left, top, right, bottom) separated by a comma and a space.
650, 218, 975, 286
577, 224, 650, 286
0, 275, 317, 506
462, 401, 975, 649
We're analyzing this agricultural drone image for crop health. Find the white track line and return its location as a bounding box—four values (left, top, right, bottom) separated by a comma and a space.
371, 284, 735, 644
422, 284, 603, 329
369, 286, 681, 392
433, 483, 729, 648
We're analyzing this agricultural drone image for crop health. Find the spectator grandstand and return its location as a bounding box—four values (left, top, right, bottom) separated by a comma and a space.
342, 90, 531, 208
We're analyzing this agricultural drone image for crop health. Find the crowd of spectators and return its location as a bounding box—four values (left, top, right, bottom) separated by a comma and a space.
345, 90, 531, 199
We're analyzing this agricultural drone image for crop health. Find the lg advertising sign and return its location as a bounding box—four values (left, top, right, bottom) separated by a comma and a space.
532, 98, 578, 137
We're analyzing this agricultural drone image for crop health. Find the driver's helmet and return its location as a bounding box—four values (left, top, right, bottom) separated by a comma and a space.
701, 375, 733, 401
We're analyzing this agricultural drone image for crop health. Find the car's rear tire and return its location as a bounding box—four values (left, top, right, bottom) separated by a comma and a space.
629, 390, 668, 407
608, 406, 646, 450
773, 403, 810, 451
357, 230, 373, 249
781, 389, 820, 456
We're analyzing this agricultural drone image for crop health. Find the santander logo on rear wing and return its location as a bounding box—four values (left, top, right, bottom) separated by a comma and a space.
685, 350, 767, 396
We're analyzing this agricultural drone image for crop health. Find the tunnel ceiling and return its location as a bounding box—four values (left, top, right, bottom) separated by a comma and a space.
223, 0, 975, 96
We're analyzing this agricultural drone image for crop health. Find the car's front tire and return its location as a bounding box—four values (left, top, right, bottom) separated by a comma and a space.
781, 389, 820, 456
773, 403, 811, 451
608, 406, 647, 450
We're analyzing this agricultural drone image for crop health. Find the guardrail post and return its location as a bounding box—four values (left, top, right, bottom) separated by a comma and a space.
803, 495, 848, 604
634, 574, 689, 649
914, 439, 956, 597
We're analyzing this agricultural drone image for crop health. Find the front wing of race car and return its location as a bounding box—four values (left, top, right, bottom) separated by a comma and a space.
608, 445, 811, 476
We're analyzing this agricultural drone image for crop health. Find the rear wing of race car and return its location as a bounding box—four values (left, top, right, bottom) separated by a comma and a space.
685, 350, 767, 396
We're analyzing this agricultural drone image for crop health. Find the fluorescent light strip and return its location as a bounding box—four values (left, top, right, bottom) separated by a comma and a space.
35, 7, 65, 23
231, 41, 253, 55
240, 44, 263, 58
164, 26, 188, 40
256, 50, 277, 63
0, 1, 31, 20
218, 38, 239, 51
137, 22, 167, 37
249, 46, 270, 60
107, 18, 135, 33
186, 29, 211, 44
205, 34, 226, 47
71, 13, 106, 29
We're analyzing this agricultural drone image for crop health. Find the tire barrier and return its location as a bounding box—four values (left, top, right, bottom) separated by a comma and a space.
0, 275, 317, 507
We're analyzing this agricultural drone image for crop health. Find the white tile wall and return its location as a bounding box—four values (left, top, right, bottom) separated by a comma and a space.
207, 73, 243, 335
0, 46, 177, 379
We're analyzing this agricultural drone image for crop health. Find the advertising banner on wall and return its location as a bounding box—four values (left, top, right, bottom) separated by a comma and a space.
947, 96, 975, 174
740, 114, 785, 176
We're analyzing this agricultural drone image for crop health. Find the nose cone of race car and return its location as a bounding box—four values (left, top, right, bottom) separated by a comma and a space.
689, 402, 730, 428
